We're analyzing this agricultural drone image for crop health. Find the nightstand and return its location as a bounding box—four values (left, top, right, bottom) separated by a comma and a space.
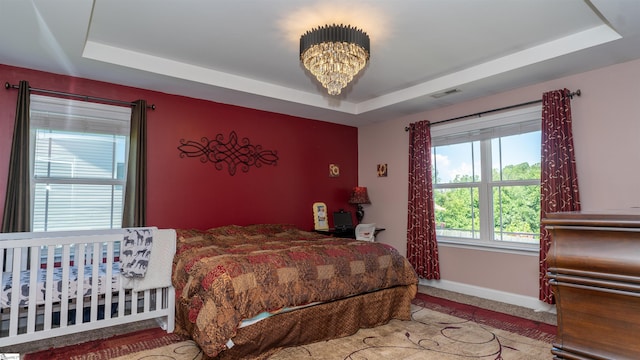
314, 228, 385, 240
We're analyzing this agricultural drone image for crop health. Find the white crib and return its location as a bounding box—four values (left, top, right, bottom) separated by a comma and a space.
0, 227, 175, 348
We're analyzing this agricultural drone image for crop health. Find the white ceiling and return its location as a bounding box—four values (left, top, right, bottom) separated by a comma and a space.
1, 0, 640, 127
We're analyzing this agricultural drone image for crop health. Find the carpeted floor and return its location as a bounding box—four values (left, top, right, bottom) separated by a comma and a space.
420, 286, 557, 326
24, 293, 555, 359
270, 296, 554, 360
3, 286, 556, 360
81, 301, 554, 360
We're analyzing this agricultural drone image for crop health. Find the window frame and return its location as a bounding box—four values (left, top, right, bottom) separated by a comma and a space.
431, 105, 542, 252
29, 94, 132, 232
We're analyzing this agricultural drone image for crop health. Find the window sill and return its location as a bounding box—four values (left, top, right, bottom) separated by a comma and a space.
437, 238, 539, 256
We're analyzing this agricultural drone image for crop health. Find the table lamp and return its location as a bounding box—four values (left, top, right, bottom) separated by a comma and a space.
348, 186, 371, 223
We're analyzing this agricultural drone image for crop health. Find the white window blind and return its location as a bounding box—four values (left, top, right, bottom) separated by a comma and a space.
30, 95, 132, 232
431, 105, 541, 146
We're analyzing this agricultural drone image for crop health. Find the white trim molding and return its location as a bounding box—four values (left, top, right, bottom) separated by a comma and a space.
419, 278, 556, 314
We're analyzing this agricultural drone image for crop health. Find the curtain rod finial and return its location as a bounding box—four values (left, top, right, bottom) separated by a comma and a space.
568, 89, 581, 99
5, 82, 11, 89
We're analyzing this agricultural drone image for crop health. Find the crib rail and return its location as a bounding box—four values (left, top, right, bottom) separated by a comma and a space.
0, 228, 175, 347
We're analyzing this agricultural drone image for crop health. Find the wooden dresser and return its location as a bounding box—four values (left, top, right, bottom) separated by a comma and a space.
544, 211, 640, 360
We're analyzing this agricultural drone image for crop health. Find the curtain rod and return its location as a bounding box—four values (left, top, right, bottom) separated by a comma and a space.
404, 89, 581, 131
5, 82, 156, 110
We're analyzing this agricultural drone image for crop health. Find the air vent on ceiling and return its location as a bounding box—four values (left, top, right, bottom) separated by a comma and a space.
430, 88, 461, 99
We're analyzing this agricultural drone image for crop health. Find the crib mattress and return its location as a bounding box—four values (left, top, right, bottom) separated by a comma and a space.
1, 263, 121, 308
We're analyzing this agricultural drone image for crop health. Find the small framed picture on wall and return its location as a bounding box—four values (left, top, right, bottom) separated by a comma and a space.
377, 163, 388, 177
329, 164, 340, 177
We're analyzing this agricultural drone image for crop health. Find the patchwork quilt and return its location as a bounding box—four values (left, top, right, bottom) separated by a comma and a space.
172, 224, 418, 357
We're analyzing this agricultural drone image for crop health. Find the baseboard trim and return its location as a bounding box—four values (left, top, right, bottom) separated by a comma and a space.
419, 279, 556, 314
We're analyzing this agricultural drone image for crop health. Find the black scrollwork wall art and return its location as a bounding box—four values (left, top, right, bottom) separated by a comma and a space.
177, 131, 279, 176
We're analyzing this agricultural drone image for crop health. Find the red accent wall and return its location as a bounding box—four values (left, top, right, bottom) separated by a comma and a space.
0, 64, 358, 231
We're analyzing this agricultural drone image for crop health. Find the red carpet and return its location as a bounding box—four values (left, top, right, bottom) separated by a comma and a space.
24, 327, 186, 360
413, 292, 556, 342
25, 293, 556, 359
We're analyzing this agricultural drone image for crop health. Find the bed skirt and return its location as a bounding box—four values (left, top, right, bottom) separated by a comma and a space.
208, 284, 417, 360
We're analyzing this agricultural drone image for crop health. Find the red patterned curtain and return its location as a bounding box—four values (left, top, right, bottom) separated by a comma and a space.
539, 89, 581, 304
407, 120, 440, 279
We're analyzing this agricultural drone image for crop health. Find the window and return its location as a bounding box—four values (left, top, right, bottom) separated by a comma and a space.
431, 106, 541, 249
30, 95, 132, 232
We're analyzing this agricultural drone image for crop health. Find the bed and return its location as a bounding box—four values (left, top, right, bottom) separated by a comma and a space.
172, 224, 418, 359
0, 227, 176, 348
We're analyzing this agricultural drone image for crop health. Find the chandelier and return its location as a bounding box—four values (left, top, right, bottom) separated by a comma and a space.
300, 24, 370, 96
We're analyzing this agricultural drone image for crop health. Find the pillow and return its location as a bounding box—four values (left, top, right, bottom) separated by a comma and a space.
176, 228, 207, 243
241, 224, 297, 235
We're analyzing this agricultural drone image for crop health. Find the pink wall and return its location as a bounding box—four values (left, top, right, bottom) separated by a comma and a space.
359, 58, 640, 304
0, 64, 358, 231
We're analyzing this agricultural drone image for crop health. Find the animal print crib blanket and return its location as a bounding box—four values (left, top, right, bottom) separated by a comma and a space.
1, 262, 121, 307
120, 228, 153, 278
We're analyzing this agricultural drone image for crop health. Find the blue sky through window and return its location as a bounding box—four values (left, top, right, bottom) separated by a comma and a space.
433, 131, 540, 183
